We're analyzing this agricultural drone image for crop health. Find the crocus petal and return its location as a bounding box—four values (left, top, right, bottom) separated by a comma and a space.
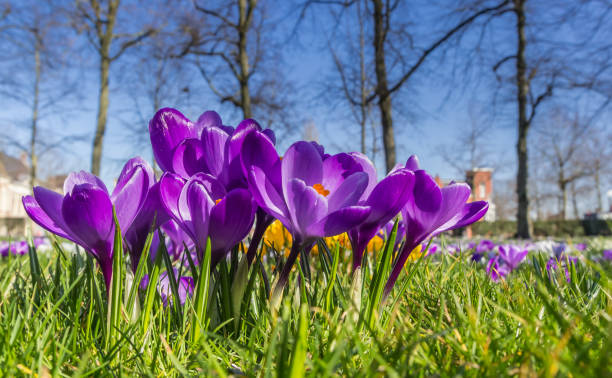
159, 173, 186, 226
284, 178, 328, 238
281, 141, 323, 199
124, 183, 170, 269
23, 192, 78, 243
195, 110, 223, 130
248, 166, 290, 226
327, 171, 368, 212
364, 170, 415, 223
191, 172, 227, 201
64, 171, 108, 195
436, 200, 488, 235
172, 138, 206, 178
307, 205, 371, 238
402, 170, 442, 243
405, 155, 420, 171
430, 183, 471, 229
208, 188, 256, 264
321, 153, 364, 193
241, 131, 281, 188
185, 179, 215, 252
62, 185, 114, 260
111, 158, 152, 231
149, 108, 197, 172
349, 152, 378, 198
201, 127, 230, 177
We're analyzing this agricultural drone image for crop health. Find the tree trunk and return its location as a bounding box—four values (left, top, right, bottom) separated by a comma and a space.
238, 0, 252, 119
571, 181, 579, 219
514, 0, 531, 238
358, 0, 367, 155
560, 180, 567, 220
30, 37, 41, 188
90, 0, 118, 176
91, 55, 110, 176
594, 164, 602, 212
372, 0, 396, 172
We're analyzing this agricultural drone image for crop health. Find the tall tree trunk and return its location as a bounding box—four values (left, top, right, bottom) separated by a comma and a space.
91, 55, 110, 176
90, 0, 118, 176
571, 181, 579, 219
594, 164, 602, 212
30, 37, 41, 188
514, 0, 531, 238
358, 0, 367, 155
559, 179, 567, 220
372, 0, 396, 172
238, 0, 252, 119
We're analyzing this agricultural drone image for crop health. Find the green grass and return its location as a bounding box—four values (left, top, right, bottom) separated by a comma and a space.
0, 237, 611, 377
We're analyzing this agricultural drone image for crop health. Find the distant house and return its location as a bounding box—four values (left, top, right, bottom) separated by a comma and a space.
0, 151, 65, 236
0, 152, 31, 236
465, 168, 496, 222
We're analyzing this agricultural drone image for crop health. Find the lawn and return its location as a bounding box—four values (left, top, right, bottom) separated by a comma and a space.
0, 234, 610, 376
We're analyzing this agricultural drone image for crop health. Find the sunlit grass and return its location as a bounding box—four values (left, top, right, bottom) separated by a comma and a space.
0, 236, 610, 376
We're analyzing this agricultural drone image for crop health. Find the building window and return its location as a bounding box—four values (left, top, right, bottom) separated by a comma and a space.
479, 183, 486, 199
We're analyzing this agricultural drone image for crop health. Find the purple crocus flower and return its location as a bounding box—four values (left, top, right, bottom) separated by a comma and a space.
152, 109, 277, 266
243, 137, 372, 295
157, 271, 195, 307
498, 245, 528, 270
23, 158, 151, 292
574, 243, 587, 252
546, 254, 578, 283
603, 249, 612, 260
347, 160, 415, 270
383, 156, 488, 299
149, 108, 234, 173
159, 172, 257, 267
486, 256, 510, 282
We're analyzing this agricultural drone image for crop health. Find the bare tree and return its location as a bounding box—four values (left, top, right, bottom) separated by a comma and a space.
298, 0, 513, 171
0, 0, 83, 186
489, 0, 612, 235
534, 111, 596, 220
117, 16, 196, 171
176, 0, 295, 133
72, 0, 156, 176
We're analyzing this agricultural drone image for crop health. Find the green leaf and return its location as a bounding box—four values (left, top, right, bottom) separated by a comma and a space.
191, 237, 211, 344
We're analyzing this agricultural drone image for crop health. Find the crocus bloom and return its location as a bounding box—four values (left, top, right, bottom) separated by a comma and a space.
604, 249, 612, 260
243, 137, 371, 294
159, 172, 257, 267
486, 256, 510, 282
157, 271, 195, 307
574, 243, 587, 252
498, 245, 528, 270
347, 161, 415, 270
546, 254, 578, 283
149, 108, 234, 174
23, 158, 151, 291
383, 156, 488, 298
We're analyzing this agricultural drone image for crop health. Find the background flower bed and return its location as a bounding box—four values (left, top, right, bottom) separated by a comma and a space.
468, 219, 612, 238
0, 237, 610, 376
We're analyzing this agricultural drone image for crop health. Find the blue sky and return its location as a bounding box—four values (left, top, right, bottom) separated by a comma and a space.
1, 0, 608, 217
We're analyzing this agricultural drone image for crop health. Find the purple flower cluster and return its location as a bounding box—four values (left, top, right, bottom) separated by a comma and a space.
22, 108, 488, 299
1, 237, 47, 257
485, 245, 528, 282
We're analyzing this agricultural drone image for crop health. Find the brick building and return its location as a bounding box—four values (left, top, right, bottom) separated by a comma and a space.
433, 168, 496, 222
465, 168, 495, 221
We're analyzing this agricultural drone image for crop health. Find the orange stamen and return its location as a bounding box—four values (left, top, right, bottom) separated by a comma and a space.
312, 183, 330, 197
215, 199, 222, 205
